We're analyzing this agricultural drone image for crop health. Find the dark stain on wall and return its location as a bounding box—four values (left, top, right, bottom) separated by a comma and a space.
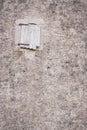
0, 0, 4, 11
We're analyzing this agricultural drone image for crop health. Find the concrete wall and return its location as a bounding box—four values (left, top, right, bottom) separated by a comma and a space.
0, 0, 87, 130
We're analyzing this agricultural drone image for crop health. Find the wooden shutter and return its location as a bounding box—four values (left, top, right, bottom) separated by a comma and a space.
20, 24, 40, 49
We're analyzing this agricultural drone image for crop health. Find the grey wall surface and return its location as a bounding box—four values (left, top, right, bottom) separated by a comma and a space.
0, 0, 87, 130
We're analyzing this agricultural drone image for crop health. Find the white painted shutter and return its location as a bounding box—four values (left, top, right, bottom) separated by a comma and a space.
20, 24, 40, 49
21, 25, 29, 45
35, 25, 40, 47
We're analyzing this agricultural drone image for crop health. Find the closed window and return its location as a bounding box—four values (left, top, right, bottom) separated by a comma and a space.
15, 19, 43, 50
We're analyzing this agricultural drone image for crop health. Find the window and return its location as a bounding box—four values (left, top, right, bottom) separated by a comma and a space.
15, 19, 43, 50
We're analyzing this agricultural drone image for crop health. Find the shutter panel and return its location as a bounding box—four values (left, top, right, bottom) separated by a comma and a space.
35, 25, 40, 47
21, 25, 29, 45
20, 24, 40, 49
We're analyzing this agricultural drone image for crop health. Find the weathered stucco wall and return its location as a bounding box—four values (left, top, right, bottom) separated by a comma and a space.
0, 0, 87, 130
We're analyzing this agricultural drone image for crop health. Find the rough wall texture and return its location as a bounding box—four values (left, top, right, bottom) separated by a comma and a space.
0, 0, 87, 130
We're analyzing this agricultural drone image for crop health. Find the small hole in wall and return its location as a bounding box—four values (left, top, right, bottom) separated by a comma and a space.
47, 66, 50, 69
23, 70, 25, 72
